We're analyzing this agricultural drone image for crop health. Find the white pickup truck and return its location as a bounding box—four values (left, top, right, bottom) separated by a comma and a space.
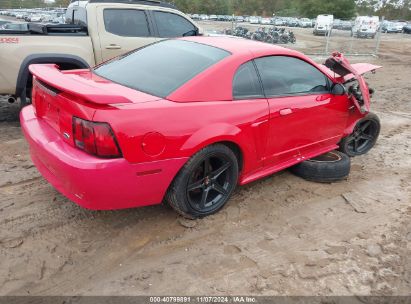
0, 0, 202, 106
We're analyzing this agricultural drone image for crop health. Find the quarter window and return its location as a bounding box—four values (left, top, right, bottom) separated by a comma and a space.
104, 9, 150, 37
153, 11, 197, 38
233, 61, 264, 99
255, 56, 329, 96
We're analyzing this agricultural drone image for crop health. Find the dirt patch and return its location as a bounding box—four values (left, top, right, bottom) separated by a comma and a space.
0, 24, 410, 296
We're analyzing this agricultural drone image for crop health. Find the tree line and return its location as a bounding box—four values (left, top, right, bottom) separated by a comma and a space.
1, 0, 410, 20
172, 0, 357, 19
357, 0, 411, 20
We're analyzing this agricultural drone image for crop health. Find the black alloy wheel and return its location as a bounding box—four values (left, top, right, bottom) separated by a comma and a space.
339, 113, 381, 157
186, 155, 233, 212
346, 120, 378, 154
166, 144, 239, 219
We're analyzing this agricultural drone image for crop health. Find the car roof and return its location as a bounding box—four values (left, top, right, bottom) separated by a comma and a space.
168, 36, 321, 103
180, 36, 298, 58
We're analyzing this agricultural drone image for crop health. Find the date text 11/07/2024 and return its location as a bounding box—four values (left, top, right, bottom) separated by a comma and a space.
149, 296, 257, 303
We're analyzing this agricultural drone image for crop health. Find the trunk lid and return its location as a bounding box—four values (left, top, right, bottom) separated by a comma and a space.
29, 64, 160, 147
29, 64, 161, 105
324, 52, 381, 113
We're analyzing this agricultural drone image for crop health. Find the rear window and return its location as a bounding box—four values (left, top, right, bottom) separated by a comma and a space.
94, 40, 230, 98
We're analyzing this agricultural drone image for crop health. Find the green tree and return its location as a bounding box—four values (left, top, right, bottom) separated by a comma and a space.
1, 0, 409, 20
0, 0, 46, 9
299, 0, 356, 19
54, 0, 70, 7
356, 0, 378, 15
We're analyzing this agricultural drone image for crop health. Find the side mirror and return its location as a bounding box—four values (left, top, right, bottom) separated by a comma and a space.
197, 27, 204, 36
331, 83, 346, 96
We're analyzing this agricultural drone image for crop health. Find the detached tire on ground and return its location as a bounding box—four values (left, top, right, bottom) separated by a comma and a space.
166, 144, 239, 219
290, 151, 350, 183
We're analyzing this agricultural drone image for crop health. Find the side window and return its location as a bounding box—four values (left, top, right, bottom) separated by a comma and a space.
153, 11, 196, 38
255, 56, 329, 97
104, 9, 150, 37
66, 7, 87, 26
233, 61, 264, 100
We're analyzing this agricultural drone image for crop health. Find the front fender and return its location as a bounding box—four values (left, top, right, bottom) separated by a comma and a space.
343, 111, 367, 137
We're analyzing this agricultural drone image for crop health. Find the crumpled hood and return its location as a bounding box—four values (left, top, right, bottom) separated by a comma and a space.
323, 52, 382, 113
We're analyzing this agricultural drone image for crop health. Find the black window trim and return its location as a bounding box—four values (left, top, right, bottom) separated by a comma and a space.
103, 8, 153, 37
147, 9, 198, 38
232, 60, 266, 101
253, 55, 333, 99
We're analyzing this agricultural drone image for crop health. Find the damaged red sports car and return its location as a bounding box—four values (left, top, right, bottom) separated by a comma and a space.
21, 37, 381, 218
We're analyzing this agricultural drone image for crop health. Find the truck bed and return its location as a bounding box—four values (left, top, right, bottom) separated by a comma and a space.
0, 33, 95, 95
0, 23, 88, 36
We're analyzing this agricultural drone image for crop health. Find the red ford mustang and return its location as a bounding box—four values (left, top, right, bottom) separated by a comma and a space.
21, 37, 381, 218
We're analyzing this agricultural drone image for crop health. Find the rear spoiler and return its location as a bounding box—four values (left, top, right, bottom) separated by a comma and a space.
29, 64, 131, 105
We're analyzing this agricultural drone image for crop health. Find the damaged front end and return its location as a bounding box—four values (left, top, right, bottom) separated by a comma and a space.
324, 52, 381, 114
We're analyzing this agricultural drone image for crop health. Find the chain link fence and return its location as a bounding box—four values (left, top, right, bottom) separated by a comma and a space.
201, 17, 401, 59
302, 18, 385, 57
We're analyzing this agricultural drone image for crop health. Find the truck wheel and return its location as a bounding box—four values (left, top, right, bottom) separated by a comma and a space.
290, 151, 350, 183
166, 144, 239, 219
339, 113, 380, 157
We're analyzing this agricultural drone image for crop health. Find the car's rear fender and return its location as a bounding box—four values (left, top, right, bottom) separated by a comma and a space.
180, 123, 261, 178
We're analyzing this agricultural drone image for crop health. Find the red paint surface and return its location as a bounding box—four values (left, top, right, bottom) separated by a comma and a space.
21, 37, 377, 210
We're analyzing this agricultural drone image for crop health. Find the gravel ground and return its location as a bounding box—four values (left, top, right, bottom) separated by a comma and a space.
0, 23, 410, 296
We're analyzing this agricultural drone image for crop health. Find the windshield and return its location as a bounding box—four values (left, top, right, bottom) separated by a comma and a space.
94, 40, 230, 98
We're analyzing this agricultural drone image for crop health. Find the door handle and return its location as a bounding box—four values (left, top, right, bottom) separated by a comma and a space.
279, 108, 293, 116
316, 95, 331, 102
105, 44, 121, 50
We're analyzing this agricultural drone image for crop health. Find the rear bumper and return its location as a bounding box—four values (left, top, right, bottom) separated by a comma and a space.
20, 106, 188, 210
357, 31, 375, 37
314, 29, 328, 35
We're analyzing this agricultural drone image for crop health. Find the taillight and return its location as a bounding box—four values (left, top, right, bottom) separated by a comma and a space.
72, 117, 122, 158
